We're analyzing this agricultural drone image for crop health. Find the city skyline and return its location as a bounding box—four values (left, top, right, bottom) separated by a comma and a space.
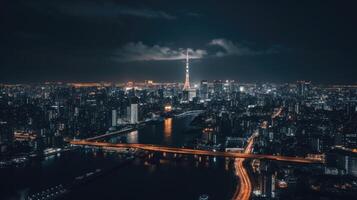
1, 79, 356, 200
1, 2, 357, 200
1, 1, 357, 83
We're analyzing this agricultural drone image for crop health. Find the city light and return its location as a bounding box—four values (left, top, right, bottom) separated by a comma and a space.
164, 105, 172, 112
1, 1, 357, 199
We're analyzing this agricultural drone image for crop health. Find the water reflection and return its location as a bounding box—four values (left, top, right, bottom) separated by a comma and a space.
2, 117, 238, 200
126, 130, 138, 143
163, 118, 172, 143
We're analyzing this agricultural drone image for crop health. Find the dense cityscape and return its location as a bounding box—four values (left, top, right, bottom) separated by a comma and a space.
1, 75, 357, 199
2, 1, 357, 200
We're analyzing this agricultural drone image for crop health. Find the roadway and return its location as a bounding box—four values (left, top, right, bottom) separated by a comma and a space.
70, 140, 322, 164
232, 106, 282, 200
71, 107, 321, 200
232, 133, 256, 200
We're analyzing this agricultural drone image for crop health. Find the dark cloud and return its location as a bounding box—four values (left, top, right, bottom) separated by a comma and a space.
113, 38, 282, 62
209, 38, 281, 57
114, 42, 207, 61
1, 0, 357, 83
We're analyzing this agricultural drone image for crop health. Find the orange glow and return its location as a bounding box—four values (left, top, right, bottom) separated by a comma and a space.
164, 118, 172, 142
14, 132, 37, 141
127, 81, 134, 87
70, 83, 101, 88
70, 140, 323, 164
232, 133, 256, 200
260, 121, 268, 129
70, 116, 324, 200
164, 105, 172, 112
202, 127, 214, 134
278, 181, 288, 188
272, 107, 283, 119
306, 154, 325, 162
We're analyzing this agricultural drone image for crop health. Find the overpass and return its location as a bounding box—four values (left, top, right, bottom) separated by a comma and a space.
70, 140, 323, 164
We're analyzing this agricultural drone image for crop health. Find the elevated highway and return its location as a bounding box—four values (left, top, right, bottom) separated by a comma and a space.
70, 140, 323, 164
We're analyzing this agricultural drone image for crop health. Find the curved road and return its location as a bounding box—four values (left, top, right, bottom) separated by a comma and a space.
232, 133, 256, 200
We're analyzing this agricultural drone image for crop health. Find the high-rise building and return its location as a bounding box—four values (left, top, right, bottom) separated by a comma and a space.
200, 80, 208, 100
326, 151, 357, 176
213, 80, 223, 96
0, 121, 13, 153
111, 109, 117, 127
297, 80, 311, 97
130, 104, 138, 124
128, 97, 139, 124
295, 103, 300, 114
343, 118, 357, 148
223, 80, 233, 93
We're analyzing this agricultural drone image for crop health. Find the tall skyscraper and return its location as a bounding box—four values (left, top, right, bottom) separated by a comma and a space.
129, 97, 139, 124
130, 104, 138, 124
183, 49, 190, 91
213, 80, 223, 96
297, 80, 311, 97
111, 109, 117, 127
200, 80, 208, 100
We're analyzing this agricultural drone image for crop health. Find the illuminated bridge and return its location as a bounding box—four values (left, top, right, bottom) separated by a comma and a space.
85, 127, 134, 141
174, 110, 205, 118
70, 140, 323, 164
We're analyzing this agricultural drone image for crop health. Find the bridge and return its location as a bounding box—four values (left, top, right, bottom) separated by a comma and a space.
84, 127, 134, 141
174, 110, 205, 118
70, 140, 323, 164
71, 107, 322, 200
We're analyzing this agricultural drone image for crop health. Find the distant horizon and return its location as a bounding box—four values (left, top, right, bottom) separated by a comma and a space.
1, 2, 357, 200
1, 80, 357, 86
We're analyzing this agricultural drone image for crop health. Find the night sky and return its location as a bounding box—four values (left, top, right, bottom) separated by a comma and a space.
1, 0, 357, 83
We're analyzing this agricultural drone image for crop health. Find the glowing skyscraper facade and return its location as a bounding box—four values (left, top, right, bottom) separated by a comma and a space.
183, 49, 190, 91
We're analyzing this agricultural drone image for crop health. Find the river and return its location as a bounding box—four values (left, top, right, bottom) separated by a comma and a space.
1, 117, 238, 200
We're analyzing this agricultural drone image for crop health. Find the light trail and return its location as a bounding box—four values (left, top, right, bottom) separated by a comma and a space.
232, 133, 256, 200
71, 122, 322, 200
233, 106, 289, 200
70, 140, 323, 164
272, 107, 283, 119
71, 107, 319, 200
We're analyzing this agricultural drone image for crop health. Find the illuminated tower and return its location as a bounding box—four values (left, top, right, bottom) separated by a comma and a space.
183, 49, 190, 90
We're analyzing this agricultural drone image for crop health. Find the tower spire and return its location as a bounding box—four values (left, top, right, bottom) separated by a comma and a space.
183, 49, 190, 90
